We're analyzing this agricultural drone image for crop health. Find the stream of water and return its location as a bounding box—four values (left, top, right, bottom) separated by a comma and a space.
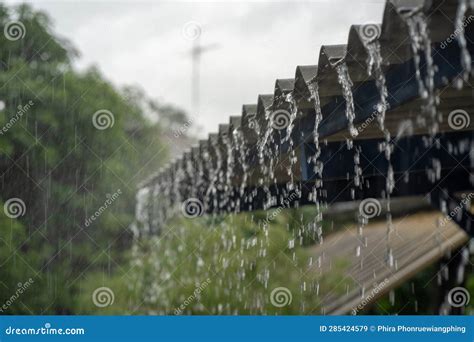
456, 0, 472, 84
336, 63, 358, 138
403, 9, 439, 134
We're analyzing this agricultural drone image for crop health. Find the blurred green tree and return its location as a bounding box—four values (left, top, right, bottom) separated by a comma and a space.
0, 3, 189, 313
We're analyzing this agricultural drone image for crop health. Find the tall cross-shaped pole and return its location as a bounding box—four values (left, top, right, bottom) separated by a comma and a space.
190, 37, 219, 117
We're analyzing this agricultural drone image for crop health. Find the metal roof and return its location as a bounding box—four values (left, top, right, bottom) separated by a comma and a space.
151, 0, 468, 199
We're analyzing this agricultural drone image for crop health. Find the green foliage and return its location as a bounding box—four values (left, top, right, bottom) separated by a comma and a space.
124, 212, 351, 315
0, 3, 186, 314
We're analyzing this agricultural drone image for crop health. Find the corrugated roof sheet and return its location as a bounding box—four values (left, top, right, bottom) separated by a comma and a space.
152, 1, 465, 173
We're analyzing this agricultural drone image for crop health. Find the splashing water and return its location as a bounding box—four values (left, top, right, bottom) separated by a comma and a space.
361, 28, 398, 268
365, 40, 389, 132
336, 63, 358, 138
307, 82, 325, 243
284, 92, 300, 193
204, 141, 220, 212
233, 128, 249, 210
308, 82, 324, 183
306, 82, 326, 257
403, 8, 451, 270
256, 104, 276, 209
456, 0, 473, 83
134, 187, 151, 235
402, 9, 439, 134
223, 132, 235, 212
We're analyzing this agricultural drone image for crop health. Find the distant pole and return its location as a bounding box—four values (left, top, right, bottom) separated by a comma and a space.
191, 36, 201, 117
186, 27, 219, 117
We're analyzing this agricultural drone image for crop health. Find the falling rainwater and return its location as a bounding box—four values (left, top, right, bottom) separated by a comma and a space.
306, 81, 326, 269
256, 105, 276, 209
206, 137, 224, 212
362, 25, 409, 269
402, 9, 439, 134
232, 128, 249, 211
364, 37, 389, 132
456, 0, 473, 83
308, 82, 324, 186
284, 92, 300, 191
135, 186, 151, 234
196, 150, 206, 200
274, 99, 303, 244
221, 131, 235, 212
336, 61, 376, 268
336, 63, 358, 138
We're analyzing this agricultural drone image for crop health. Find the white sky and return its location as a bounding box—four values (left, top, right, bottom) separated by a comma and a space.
12, 0, 385, 136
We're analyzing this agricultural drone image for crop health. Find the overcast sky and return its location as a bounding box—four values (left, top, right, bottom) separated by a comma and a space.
11, 0, 385, 136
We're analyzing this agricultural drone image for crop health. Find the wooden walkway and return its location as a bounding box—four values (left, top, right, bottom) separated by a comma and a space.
311, 210, 469, 314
